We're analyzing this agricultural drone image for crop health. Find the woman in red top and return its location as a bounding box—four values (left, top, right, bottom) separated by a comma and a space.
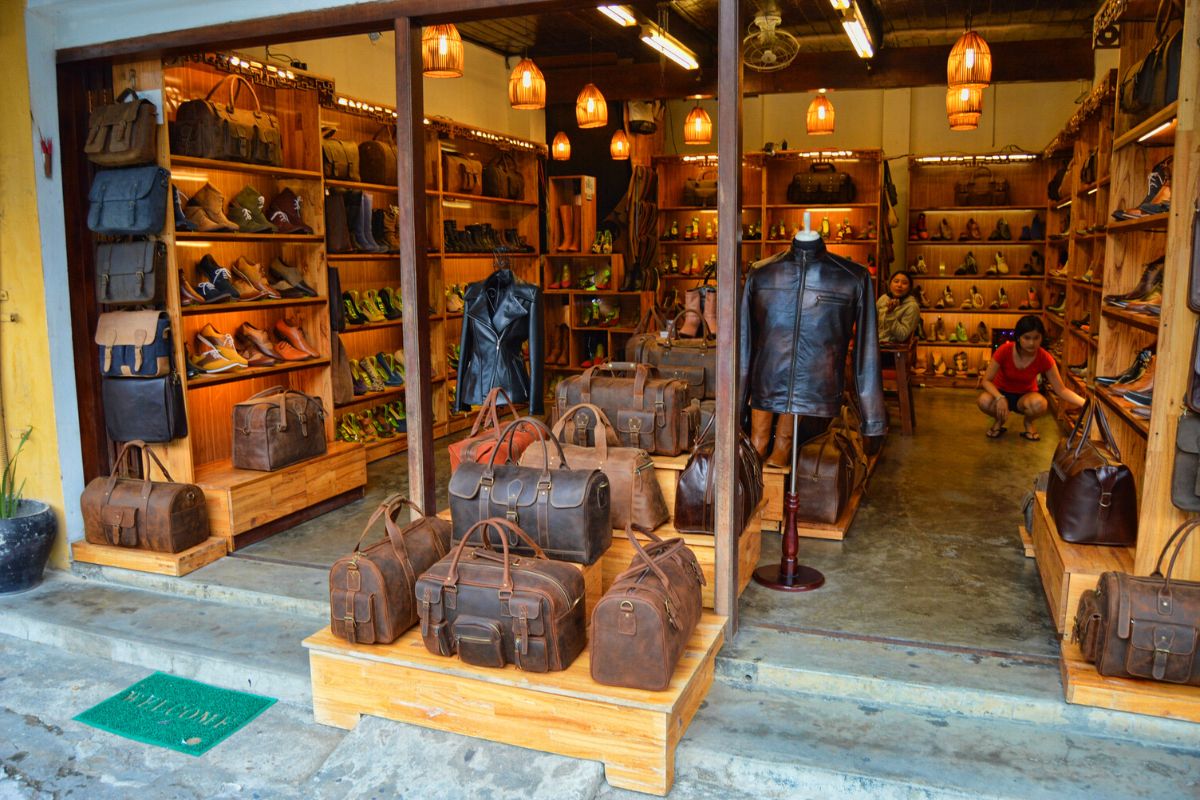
978, 315, 1084, 440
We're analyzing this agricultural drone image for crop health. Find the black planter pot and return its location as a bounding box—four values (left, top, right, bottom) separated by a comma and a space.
0, 500, 57, 594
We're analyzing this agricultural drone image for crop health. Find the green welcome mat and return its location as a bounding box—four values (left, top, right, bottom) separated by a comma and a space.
74, 672, 276, 756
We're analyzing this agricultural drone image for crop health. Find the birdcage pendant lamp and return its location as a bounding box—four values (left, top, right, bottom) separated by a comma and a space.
946, 85, 983, 131
422, 24, 464, 78
508, 57, 545, 110
684, 102, 712, 146
552, 131, 571, 160
948, 29, 992, 90
806, 92, 835, 135
610, 128, 630, 160
576, 83, 608, 128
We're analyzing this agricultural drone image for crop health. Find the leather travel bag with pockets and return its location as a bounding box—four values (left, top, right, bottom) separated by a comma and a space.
415, 518, 587, 673
954, 166, 1010, 206
521, 403, 669, 533
447, 387, 537, 473
674, 417, 764, 537
554, 362, 697, 457
359, 125, 398, 186
171, 75, 282, 166
94, 310, 173, 378
681, 169, 717, 207
321, 129, 361, 182
231, 385, 327, 471
329, 495, 452, 645
591, 527, 705, 690
101, 372, 187, 443
793, 422, 864, 525
95, 241, 165, 305
85, 88, 158, 168
786, 162, 856, 204
80, 440, 208, 553
448, 417, 612, 565
1172, 410, 1200, 511
442, 152, 483, 195
482, 151, 524, 200
624, 310, 714, 402
87, 165, 170, 235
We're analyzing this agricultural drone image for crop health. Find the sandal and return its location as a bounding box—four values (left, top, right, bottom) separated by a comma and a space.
1020, 430, 1041, 441
986, 425, 1007, 439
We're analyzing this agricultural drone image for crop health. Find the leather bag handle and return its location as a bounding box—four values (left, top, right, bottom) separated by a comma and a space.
1065, 396, 1097, 455
101, 440, 174, 544
668, 309, 713, 346
611, 526, 694, 625
1152, 516, 1200, 581
466, 387, 518, 440
204, 75, 263, 114
486, 416, 570, 479
550, 402, 619, 459
443, 518, 547, 594
1090, 400, 1123, 461
633, 307, 667, 335
581, 362, 651, 404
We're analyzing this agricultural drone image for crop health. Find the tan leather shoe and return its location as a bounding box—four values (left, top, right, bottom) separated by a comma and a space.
749, 409, 774, 458
235, 336, 276, 367
233, 257, 281, 299
179, 271, 204, 306
187, 183, 238, 231
275, 315, 320, 358
766, 413, 794, 468
273, 339, 311, 361
197, 324, 249, 366
1114, 356, 1156, 396
238, 322, 283, 360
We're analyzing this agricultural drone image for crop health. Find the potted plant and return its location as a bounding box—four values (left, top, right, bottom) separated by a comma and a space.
0, 429, 57, 594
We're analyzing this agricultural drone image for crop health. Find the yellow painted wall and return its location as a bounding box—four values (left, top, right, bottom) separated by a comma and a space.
0, 1, 68, 567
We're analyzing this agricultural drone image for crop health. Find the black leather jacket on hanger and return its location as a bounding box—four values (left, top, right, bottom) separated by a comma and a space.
455, 269, 544, 414
738, 237, 886, 436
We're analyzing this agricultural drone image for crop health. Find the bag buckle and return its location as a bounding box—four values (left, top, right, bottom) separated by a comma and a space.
1098, 491, 1113, 508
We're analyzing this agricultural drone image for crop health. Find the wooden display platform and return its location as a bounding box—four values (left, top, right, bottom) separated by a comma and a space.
651, 454, 785, 529
1031, 491, 1134, 635
364, 434, 408, 464
303, 612, 726, 796
1060, 637, 1200, 723
70, 536, 226, 577
1018, 525, 1035, 558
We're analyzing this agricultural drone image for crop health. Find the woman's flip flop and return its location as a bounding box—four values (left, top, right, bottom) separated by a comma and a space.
986, 426, 1007, 438
1020, 430, 1041, 441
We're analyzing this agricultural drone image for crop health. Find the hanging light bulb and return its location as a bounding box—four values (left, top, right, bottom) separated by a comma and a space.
576, 83, 608, 128
610, 128, 630, 160
946, 85, 983, 131
947, 28, 992, 90
552, 131, 571, 160
422, 24, 464, 78
683, 101, 712, 146
806, 91, 835, 135
508, 57, 545, 110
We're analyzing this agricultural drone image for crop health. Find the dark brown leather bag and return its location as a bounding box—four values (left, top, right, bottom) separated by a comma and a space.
521, 403, 669, 533
674, 418, 764, 536
85, 88, 158, 168
447, 387, 537, 473
793, 425, 860, 524
171, 75, 282, 166
591, 527, 705, 690
80, 441, 208, 553
442, 153, 483, 195
554, 362, 697, 457
624, 310, 714, 402
359, 126, 397, 186
329, 495, 452, 645
415, 518, 587, 672
482, 151, 525, 200
1073, 519, 1200, 685
95, 241, 165, 305
231, 386, 327, 471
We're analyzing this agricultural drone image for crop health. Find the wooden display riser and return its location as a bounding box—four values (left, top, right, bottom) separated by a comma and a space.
70, 536, 226, 577
1018, 525, 1035, 558
364, 434, 407, 464
651, 453, 785, 527
1060, 637, 1200, 723
1031, 491, 1134, 635
303, 613, 726, 796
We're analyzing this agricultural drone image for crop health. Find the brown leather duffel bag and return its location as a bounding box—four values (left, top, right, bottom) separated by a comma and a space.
85, 88, 158, 168
674, 418, 764, 536
232, 386, 327, 471
794, 424, 861, 525
80, 441, 208, 553
624, 310, 714, 402
359, 125, 397, 186
591, 527, 705, 690
447, 387, 536, 473
415, 518, 587, 672
554, 362, 697, 456
329, 495, 451, 645
442, 152, 483, 195
171, 75, 282, 166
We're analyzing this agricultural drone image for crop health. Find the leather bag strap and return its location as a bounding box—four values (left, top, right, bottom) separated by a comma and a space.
669, 309, 712, 346
443, 518, 547, 594
467, 386, 517, 439
1091, 400, 1123, 461
550, 402, 617, 458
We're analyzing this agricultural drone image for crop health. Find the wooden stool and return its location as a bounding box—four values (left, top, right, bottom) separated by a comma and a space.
880, 334, 917, 435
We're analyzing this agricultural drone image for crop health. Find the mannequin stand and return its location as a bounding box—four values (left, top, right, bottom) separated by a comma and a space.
753, 413, 826, 592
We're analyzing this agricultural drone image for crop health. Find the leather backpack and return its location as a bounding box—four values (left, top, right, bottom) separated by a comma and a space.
447, 387, 536, 473
482, 151, 524, 200
674, 417, 764, 536
95, 241, 165, 305
171, 75, 282, 166
85, 88, 158, 168
358, 125, 398, 186
786, 162, 856, 204
442, 153, 483, 195
321, 129, 361, 182
87, 165, 170, 235
94, 310, 173, 378
1119, 0, 1183, 116
231, 386, 327, 471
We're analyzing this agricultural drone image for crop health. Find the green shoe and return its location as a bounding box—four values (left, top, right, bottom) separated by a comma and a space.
954, 322, 968, 343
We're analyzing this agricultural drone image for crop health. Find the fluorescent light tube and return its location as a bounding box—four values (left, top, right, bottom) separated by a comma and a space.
842, 18, 874, 59
1136, 118, 1175, 143
598, 5, 637, 27
640, 25, 699, 70
830, 0, 851, 8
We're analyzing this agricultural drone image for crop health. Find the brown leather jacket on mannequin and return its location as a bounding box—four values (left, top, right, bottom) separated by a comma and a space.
738, 236, 886, 437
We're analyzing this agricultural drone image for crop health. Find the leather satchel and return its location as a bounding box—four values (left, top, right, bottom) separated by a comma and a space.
80, 440, 208, 552
522, 403, 669, 533
329, 495, 452, 645
1073, 519, 1200, 685
85, 88, 158, 168
231, 386, 327, 471
94, 311, 173, 378
1045, 400, 1138, 546
442, 153, 482, 195
95, 241, 165, 305
447, 387, 536, 473
1172, 412, 1200, 511
321, 129, 361, 182
793, 423, 862, 524
101, 373, 187, 443
674, 417, 764, 536
955, 166, 1010, 207
448, 417, 612, 565
624, 310, 714, 402
482, 151, 525, 200
681, 169, 717, 207
786, 162, 856, 204
359, 126, 398, 186
87, 165, 169, 235
591, 527, 705, 691
415, 518, 587, 672
171, 75, 282, 165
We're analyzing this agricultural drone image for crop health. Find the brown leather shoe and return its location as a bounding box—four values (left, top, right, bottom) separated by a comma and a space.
238, 322, 283, 360
235, 335, 277, 367
1114, 356, 1155, 397
234, 257, 281, 299
179, 270, 204, 306
766, 413, 795, 468
275, 315, 320, 358
273, 339, 312, 361
186, 183, 238, 231
266, 188, 313, 234
229, 270, 267, 301
749, 409, 774, 458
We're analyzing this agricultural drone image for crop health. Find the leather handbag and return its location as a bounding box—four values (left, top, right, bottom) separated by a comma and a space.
95, 241, 165, 305
522, 403, 669, 533
786, 162, 856, 204
674, 417, 764, 537
448, 417, 612, 565
80, 440, 208, 552
954, 166, 1010, 206
101, 373, 187, 443
359, 126, 398, 186
321, 130, 361, 182
1119, 1, 1182, 116
415, 518, 587, 673
94, 311, 173, 378
231, 385, 327, 471
329, 495, 452, 645
482, 151, 524, 200
1172, 412, 1200, 511
624, 310, 714, 402
87, 165, 170, 235
171, 75, 283, 165
442, 153, 482, 195
85, 88, 158, 168
1045, 400, 1138, 546
681, 169, 717, 207
591, 527, 705, 691
1073, 519, 1200, 685
447, 387, 536, 473
793, 423, 862, 524
554, 362, 697, 457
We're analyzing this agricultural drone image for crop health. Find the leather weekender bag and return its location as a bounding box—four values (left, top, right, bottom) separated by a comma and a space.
786, 162, 856, 204
85, 88, 158, 168
442, 152, 482, 195
231, 385, 327, 471
80, 440, 208, 552
1073, 519, 1200, 685
95, 241, 165, 305
321, 129, 361, 182
101, 372, 187, 443
624, 310, 714, 402
521, 403, 669, 533
416, 518, 587, 672
171, 75, 283, 165
448, 417, 612, 565
329, 495, 452, 645
359, 126, 398, 186
554, 362, 697, 457
794, 423, 862, 525
447, 387, 537, 473
1045, 400, 1138, 545
591, 527, 705, 690
87, 165, 169, 235
681, 169, 717, 207
955, 166, 1010, 207
482, 151, 525, 200
674, 418, 764, 536
94, 310, 173, 378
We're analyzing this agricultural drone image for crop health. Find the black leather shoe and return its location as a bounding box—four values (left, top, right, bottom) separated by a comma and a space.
197, 255, 241, 300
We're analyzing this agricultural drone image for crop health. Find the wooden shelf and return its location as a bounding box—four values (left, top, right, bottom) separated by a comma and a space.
1095, 386, 1150, 438
1113, 102, 1179, 151
440, 252, 540, 259
364, 434, 408, 463
909, 206, 1049, 213
431, 190, 538, 208
1060, 637, 1200, 723
176, 232, 325, 243
1106, 213, 1170, 233
327, 178, 399, 192
1067, 327, 1098, 349
169, 155, 323, 180
186, 357, 330, 389
543, 289, 644, 296
1047, 275, 1068, 285
180, 296, 326, 315
334, 385, 406, 409
328, 253, 400, 262
919, 308, 1032, 316
760, 202, 879, 210
340, 318, 405, 332
1101, 306, 1160, 333
916, 341, 992, 349
71, 536, 227, 576
911, 274, 1044, 281
658, 240, 719, 246
907, 239, 1046, 246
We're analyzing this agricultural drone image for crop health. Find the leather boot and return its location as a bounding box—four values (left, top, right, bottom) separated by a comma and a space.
571, 206, 581, 252
357, 193, 386, 252
556, 323, 570, 366
766, 414, 795, 468
702, 289, 718, 336
1114, 356, 1156, 397
750, 409, 774, 458
326, 190, 353, 253
558, 205, 574, 251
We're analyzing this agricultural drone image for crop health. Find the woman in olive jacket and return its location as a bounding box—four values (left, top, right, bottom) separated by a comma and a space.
876, 270, 920, 343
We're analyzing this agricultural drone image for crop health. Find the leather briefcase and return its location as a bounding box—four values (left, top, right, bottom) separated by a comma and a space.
521, 403, 669, 533
954, 166, 1009, 206
794, 424, 862, 524
1073, 519, 1200, 685
674, 418, 764, 536
591, 527, 704, 690
554, 362, 697, 457
171, 75, 283, 165
87, 165, 169, 235
482, 151, 524, 200
1046, 400, 1138, 545
786, 162, 856, 204
359, 126, 398, 186
329, 495, 452, 645
625, 310, 714, 402
321, 129, 361, 182
231, 386, 327, 471
447, 387, 536, 473
416, 518, 587, 672
448, 417, 611, 565
94, 310, 173, 378
442, 152, 482, 195
95, 241, 165, 305
80, 440, 208, 552
85, 88, 158, 168
101, 373, 187, 443
681, 169, 717, 207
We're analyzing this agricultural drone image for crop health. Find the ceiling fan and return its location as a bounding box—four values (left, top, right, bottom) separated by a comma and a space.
742, 14, 800, 72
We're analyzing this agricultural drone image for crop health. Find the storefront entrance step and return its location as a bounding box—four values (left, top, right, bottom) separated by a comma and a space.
0, 574, 313, 705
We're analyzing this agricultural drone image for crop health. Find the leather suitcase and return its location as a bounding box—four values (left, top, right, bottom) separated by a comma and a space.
359, 126, 397, 186
624, 310, 714, 402
674, 418, 763, 536
442, 153, 482, 195
415, 518, 587, 673
786, 162, 856, 204
231, 386, 327, 471
447, 387, 536, 473
329, 495, 452, 645
80, 440, 208, 553
591, 528, 705, 690
84, 88, 158, 168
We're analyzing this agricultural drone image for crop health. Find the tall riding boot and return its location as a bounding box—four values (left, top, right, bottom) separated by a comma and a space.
750, 409, 774, 458
766, 414, 795, 468
558, 205, 574, 252
344, 190, 366, 252
571, 205, 582, 252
